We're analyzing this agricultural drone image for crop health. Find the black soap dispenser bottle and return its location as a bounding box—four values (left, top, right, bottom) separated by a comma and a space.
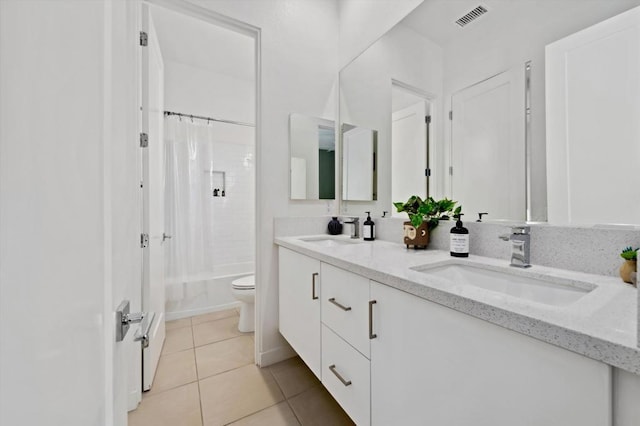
363, 211, 375, 241
450, 213, 469, 257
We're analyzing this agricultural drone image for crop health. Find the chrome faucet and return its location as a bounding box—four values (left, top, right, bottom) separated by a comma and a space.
344, 217, 360, 239
499, 226, 531, 268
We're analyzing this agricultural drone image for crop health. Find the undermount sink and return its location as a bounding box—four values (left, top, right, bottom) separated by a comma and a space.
298, 236, 362, 247
411, 263, 596, 307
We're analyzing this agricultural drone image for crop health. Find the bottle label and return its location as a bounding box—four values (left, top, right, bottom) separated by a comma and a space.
364, 225, 374, 239
450, 234, 469, 253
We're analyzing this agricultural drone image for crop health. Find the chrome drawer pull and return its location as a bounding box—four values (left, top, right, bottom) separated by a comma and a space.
369, 300, 377, 339
329, 364, 352, 386
312, 272, 319, 300
328, 297, 352, 311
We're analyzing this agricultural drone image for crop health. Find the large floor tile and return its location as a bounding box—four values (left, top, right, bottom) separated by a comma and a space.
268, 356, 320, 399
192, 315, 244, 347
288, 385, 354, 426
195, 335, 254, 379
199, 364, 284, 426
191, 308, 238, 325
128, 382, 202, 426
147, 349, 197, 396
166, 317, 192, 331
162, 326, 194, 355
228, 402, 300, 426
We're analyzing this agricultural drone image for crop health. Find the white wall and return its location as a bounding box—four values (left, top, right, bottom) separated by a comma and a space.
338, 0, 424, 68
187, 0, 339, 365
441, 1, 640, 222
340, 24, 443, 216
164, 60, 254, 124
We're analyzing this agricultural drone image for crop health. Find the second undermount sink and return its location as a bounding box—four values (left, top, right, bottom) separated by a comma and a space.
411, 263, 596, 307
298, 235, 362, 248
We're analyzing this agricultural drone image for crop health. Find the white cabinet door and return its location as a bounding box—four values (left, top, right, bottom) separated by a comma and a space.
278, 248, 322, 378
370, 281, 611, 426
546, 5, 640, 225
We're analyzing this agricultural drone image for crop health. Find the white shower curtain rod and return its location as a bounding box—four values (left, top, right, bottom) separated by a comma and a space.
164, 111, 255, 128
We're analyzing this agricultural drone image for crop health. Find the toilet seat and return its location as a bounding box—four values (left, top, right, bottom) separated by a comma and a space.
232, 275, 255, 290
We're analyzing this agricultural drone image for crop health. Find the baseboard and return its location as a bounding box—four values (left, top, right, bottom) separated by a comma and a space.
258, 345, 297, 367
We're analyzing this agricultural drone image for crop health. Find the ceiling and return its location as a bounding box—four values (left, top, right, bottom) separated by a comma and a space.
149, 5, 254, 81
400, 0, 640, 47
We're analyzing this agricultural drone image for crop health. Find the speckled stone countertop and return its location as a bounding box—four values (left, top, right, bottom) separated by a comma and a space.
275, 235, 640, 375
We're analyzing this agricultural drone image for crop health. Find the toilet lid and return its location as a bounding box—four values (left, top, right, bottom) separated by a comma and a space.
232, 275, 255, 289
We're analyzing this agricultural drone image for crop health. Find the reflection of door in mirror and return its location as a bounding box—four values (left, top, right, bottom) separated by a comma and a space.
450, 67, 526, 221
342, 124, 377, 201
391, 84, 431, 216
546, 6, 640, 225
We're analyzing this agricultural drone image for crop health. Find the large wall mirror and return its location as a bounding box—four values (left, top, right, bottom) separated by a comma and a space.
289, 113, 336, 200
339, 0, 640, 225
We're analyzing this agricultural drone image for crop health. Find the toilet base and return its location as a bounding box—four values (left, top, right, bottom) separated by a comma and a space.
238, 302, 254, 332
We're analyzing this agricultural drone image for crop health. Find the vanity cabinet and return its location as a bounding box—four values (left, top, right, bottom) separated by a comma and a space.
369, 280, 611, 426
279, 247, 612, 426
278, 248, 321, 378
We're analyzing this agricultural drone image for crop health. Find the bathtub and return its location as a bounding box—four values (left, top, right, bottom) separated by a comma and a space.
165, 262, 253, 321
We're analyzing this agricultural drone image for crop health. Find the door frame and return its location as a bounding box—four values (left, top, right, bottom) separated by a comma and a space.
143, 0, 263, 364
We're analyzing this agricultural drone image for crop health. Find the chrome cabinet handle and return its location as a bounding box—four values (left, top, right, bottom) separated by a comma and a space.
328, 364, 352, 387
312, 272, 319, 300
369, 300, 377, 339
328, 297, 351, 311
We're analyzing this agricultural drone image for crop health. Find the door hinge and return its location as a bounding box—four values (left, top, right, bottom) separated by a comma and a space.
140, 233, 149, 248
449, 110, 453, 120
140, 31, 148, 47
140, 132, 148, 148
425, 115, 431, 124
425, 168, 431, 177
449, 166, 453, 176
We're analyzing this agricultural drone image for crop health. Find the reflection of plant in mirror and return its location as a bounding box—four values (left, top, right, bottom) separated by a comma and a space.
393, 196, 461, 230
620, 247, 638, 261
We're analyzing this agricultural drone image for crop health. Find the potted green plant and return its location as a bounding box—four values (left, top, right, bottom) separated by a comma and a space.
393, 195, 461, 249
619, 246, 638, 285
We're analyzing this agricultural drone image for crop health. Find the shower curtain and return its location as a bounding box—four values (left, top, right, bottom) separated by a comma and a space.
164, 115, 217, 301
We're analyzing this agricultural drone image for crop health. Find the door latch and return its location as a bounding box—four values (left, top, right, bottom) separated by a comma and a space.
116, 300, 147, 342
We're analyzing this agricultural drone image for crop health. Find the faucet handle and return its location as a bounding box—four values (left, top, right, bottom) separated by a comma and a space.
511, 226, 530, 235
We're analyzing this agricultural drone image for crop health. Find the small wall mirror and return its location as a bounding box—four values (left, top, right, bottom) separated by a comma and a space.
289, 113, 336, 200
341, 123, 378, 201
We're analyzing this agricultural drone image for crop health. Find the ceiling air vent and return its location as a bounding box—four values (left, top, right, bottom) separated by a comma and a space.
455, 5, 488, 27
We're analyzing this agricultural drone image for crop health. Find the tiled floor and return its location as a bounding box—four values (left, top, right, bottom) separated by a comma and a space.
128, 308, 355, 426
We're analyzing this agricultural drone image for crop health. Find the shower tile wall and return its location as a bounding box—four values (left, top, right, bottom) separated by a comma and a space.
208, 126, 255, 271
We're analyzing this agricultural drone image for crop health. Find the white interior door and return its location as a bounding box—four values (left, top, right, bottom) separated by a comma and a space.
450, 68, 525, 221
392, 100, 427, 212
546, 5, 640, 225
141, 4, 166, 392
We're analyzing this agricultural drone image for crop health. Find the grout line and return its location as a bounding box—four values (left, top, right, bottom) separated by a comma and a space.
193, 332, 254, 349
285, 399, 303, 426
222, 401, 281, 426
193, 327, 206, 426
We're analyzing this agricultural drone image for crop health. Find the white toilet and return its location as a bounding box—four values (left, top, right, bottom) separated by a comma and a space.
231, 275, 255, 332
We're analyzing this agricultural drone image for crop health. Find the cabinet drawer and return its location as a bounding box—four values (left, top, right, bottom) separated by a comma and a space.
321, 263, 370, 358
322, 325, 370, 426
